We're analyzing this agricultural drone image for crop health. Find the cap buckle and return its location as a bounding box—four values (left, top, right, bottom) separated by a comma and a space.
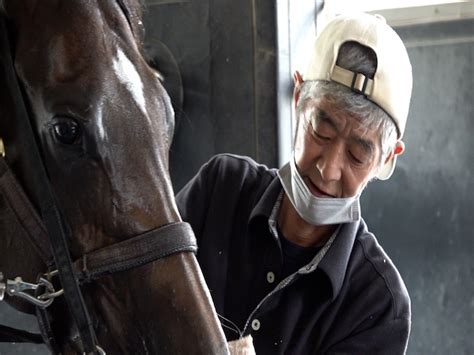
351, 72, 370, 96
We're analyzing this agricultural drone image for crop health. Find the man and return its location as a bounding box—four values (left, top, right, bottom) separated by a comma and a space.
177, 12, 412, 354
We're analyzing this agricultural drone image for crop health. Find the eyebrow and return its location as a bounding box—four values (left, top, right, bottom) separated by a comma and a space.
314, 108, 376, 156
314, 108, 338, 131
353, 137, 375, 156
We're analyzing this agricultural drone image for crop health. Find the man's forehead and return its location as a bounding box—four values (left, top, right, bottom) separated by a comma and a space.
307, 100, 381, 137
303, 99, 382, 155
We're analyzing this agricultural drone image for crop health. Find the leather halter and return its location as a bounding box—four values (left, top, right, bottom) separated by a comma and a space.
0, 4, 197, 354
0, 157, 198, 281
0, 156, 197, 342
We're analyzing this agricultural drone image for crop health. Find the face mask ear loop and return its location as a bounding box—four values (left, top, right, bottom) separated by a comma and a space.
350, 198, 361, 220
290, 156, 312, 201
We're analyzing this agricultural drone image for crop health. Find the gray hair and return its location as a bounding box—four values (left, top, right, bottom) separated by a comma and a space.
296, 41, 398, 169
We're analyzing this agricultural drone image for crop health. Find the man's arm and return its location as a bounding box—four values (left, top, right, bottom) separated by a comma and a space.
324, 317, 410, 354
176, 157, 217, 237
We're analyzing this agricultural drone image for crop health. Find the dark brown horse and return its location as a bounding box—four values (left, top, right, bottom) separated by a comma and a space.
0, 0, 228, 353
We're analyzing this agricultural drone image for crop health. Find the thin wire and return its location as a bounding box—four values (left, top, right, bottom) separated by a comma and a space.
220, 323, 240, 336
217, 313, 243, 338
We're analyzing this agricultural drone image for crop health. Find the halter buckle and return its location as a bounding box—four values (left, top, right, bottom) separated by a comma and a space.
0, 137, 5, 157
1, 275, 63, 308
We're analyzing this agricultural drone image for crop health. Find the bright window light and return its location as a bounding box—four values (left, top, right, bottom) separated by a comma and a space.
326, 0, 471, 13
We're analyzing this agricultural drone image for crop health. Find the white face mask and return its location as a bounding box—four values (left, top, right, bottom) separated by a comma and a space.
277, 157, 361, 225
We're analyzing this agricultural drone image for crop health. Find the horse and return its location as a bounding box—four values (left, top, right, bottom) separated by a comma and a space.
0, 0, 228, 353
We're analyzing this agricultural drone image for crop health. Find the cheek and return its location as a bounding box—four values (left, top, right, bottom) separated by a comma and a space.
293, 136, 304, 160
294, 132, 319, 169
343, 169, 372, 197
293, 127, 307, 155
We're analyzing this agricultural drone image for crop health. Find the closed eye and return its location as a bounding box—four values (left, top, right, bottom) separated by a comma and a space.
349, 151, 364, 164
315, 132, 330, 141
308, 120, 331, 142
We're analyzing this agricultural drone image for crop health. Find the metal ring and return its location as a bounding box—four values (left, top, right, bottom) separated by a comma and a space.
84, 345, 106, 355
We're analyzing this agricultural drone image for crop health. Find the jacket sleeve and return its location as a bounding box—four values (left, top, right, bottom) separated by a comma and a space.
324, 317, 410, 355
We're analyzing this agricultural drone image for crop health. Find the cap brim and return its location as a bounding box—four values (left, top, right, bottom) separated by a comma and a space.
376, 155, 397, 180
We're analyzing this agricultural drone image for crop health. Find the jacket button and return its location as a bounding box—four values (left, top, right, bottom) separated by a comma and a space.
251, 319, 261, 331
266, 271, 275, 283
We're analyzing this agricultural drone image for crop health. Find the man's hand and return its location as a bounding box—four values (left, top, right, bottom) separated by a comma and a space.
228, 335, 256, 355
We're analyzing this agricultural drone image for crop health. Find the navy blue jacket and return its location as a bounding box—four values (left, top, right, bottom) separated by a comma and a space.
176, 154, 411, 355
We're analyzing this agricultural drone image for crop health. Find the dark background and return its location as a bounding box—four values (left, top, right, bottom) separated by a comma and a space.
1, 1, 472, 354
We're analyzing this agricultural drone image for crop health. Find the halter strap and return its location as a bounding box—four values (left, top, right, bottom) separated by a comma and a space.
0, 15, 98, 354
1, 154, 197, 284
0, 154, 199, 349
74, 222, 197, 283
0, 157, 54, 266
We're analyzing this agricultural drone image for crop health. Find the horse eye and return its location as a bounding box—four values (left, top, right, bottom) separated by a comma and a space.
52, 118, 82, 145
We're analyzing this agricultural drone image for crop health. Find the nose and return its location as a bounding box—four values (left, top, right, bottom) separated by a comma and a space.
316, 143, 343, 182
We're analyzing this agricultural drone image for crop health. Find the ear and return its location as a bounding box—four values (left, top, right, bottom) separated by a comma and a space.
383, 140, 405, 165
293, 71, 304, 110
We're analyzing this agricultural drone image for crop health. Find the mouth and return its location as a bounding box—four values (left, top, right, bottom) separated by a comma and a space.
305, 178, 336, 198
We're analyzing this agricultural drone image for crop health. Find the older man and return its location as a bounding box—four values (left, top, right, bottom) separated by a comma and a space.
177, 12, 411, 354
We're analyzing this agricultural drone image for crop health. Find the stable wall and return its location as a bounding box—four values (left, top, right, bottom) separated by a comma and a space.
142, 0, 278, 191
362, 19, 474, 354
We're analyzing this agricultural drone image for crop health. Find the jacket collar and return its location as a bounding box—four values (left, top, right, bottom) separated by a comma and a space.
318, 220, 362, 300
249, 175, 364, 301
248, 174, 282, 223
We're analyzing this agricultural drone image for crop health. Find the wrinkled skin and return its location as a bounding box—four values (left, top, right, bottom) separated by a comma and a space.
0, 0, 228, 353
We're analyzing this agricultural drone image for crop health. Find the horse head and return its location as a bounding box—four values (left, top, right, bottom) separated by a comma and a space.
0, 0, 228, 353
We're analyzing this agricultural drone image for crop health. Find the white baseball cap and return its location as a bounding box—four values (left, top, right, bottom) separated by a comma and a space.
305, 12, 412, 180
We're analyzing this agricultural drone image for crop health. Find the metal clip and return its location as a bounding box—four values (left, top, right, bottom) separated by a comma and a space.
0, 137, 5, 157
2, 276, 63, 308
0, 273, 6, 301
83, 345, 106, 355
44, 269, 60, 279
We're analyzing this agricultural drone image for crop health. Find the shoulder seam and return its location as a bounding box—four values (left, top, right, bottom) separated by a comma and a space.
216, 153, 276, 179
355, 237, 399, 320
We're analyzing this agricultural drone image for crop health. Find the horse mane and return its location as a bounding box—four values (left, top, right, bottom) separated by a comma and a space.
119, 0, 147, 43
0, 1, 149, 44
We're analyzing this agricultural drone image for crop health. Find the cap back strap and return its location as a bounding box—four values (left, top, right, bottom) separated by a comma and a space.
330, 65, 374, 96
